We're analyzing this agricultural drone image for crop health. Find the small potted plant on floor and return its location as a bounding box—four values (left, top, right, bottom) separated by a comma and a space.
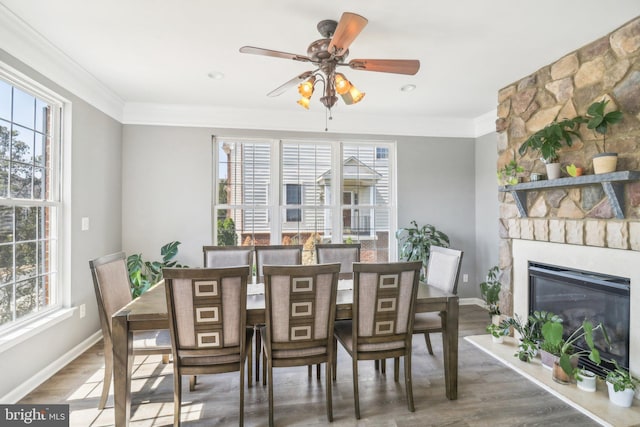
606, 360, 639, 407
518, 116, 584, 180
479, 266, 502, 324
486, 323, 508, 344
541, 319, 610, 385
585, 99, 623, 174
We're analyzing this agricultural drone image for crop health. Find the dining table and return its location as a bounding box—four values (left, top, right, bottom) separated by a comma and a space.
111, 280, 459, 427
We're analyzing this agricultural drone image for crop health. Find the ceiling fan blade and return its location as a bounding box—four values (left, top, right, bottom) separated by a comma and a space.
348, 59, 420, 75
328, 12, 368, 56
239, 46, 311, 63
267, 71, 315, 97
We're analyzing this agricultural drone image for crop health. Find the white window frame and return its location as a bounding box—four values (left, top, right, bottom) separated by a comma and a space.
0, 62, 69, 343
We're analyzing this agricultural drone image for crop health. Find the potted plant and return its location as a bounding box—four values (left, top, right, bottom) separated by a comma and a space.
396, 220, 450, 280
585, 99, 623, 174
479, 266, 502, 324
501, 311, 561, 362
606, 360, 639, 407
497, 160, 524, 186
127, 241, 187, 298
518, 116, 584, 180
486, 323, 508, 344
576, 369, 597, 392
541, 319, 610, 385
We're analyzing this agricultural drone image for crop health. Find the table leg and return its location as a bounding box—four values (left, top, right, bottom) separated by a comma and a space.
442, 297, 459, 400
113, 311, 133, 426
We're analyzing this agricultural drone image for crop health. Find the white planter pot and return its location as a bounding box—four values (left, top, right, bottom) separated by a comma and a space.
577, 370, 597, 392
607, 381, 636, 407
492, 335, 504, 344
491, 314, 501, 326
545, 162, 561, 180
593, 153, 618, 174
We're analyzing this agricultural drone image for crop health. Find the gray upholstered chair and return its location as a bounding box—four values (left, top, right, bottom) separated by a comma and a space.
315, 243, 361, 279
333, 261, 422, 419
203, 245, 255, 383
89, 252, 171, 410
261, 263, 341, 426
413, 246, 463, 355
163, 266, 252, 427
254, 245, 302, 283
203, 245, 253, 268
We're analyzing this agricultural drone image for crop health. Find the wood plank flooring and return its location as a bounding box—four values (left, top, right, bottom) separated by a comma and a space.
20, 305, 599, 426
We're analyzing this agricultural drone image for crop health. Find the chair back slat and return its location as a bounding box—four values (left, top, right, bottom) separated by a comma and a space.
315, 243, 360, 279
425, 246, 463, 294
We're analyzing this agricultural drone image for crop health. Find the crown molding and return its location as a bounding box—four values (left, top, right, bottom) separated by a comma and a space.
123, 102, 481, 138
0, 3, 124, 121
474, 109, 497, 137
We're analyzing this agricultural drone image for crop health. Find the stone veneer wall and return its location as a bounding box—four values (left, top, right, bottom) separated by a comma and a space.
496, 17, 640, 315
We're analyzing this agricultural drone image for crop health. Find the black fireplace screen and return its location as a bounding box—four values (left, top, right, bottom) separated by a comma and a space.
528, 262, 630, 376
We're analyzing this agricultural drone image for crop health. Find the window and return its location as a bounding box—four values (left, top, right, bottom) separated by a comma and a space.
376, 147, 389, 159
285, 184, 302, 222
0, 71, 61, 331
213, 138, 395, 263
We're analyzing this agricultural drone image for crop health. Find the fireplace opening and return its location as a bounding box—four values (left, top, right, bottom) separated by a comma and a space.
528, 262, 630, 378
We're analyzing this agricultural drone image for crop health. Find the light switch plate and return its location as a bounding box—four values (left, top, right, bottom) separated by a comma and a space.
81, 217, 90, 231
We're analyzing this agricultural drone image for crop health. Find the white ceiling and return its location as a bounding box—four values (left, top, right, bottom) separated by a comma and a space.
0, 0, 639, 136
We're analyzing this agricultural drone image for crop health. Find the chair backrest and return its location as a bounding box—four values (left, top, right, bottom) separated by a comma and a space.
263, 263, 340, 355
89, 252, 133, 338
352, 261, 422, 351
315, 243, 361, 279
425, 246, 463, 294
203, 245, 253, 268
163, 266, 250, 364
255, 245, 302, 283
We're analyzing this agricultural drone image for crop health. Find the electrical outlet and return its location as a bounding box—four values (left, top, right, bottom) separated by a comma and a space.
79, 304, 86, 318
81, 217, 90, 231
463, 274, 469, 283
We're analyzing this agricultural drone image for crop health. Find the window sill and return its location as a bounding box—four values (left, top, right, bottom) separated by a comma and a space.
0, 307, 77, 354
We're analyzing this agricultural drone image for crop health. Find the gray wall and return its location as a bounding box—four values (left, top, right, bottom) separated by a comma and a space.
122, 127, 479, 297
474, 132, 499, 293
0, 49, 123, 401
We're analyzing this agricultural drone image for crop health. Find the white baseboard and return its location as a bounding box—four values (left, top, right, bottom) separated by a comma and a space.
1, 330, 102, 403
460, 297, 485, 307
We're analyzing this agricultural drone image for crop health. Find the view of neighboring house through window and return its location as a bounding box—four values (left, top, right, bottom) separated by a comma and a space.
0, 73, 60, 330
214, 137, 394, 264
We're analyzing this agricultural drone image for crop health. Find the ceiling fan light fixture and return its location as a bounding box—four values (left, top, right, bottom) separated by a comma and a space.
341, 85, 365, 105
334, 73, 352, 95
297, 76, 316, 98
297, 96, 310, 109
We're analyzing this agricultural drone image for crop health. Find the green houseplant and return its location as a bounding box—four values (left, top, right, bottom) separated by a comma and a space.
606, 360, 639, 407
586, 99, 623, 174
396, 220, 450, 279
518, 116, 584, 179
501, 311, 561, 362
541, 319, 610, 384
497, 160, 524, 186
479, 266, 502, 320
486, 323, 508, 344
127, 241, 187, 298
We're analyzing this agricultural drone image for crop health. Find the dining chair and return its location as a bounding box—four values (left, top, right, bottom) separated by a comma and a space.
261, 263, 341, 426
89, 252, 172, 410
333, 261, 422, 419
315, 243, 361, 279
163, 266, 252, 427
203, 245, 255, 384
413, 246, 463, 355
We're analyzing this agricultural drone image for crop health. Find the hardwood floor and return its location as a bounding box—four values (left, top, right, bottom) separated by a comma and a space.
20, 305, 599, 426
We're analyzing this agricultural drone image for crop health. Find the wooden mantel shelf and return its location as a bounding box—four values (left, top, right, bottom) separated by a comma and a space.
498, 170, 640, 219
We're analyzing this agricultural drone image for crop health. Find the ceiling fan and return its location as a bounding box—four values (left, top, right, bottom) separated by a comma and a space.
239, 12, 420, 114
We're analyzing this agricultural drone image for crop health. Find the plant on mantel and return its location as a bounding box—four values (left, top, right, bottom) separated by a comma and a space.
585, 99, 623, 174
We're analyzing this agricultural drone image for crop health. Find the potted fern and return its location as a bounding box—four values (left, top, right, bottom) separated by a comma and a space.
586, 99, 623, 174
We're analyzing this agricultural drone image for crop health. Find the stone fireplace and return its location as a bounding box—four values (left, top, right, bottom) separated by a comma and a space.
495, 17, 640, 382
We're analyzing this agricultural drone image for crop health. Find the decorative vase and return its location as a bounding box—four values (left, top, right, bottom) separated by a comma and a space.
577, 369, 597, 392
607, 381, 635, 407
491, 314, 501, 326
545, 162, 562, 180
593, 153, 618, 174
552, 361, 571, 384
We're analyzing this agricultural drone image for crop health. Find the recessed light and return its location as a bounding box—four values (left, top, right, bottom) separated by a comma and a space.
401, 84, 416, 92
208, 71, 225, 80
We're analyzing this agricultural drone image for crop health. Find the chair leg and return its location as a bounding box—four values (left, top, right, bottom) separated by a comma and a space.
352, 358, 360, 419
325, 360, 333, 422
317, 363, 321, 380
405, 352, 415, 412
240, 358, 245, 426
255, 326, 261, 382
308, 365, 312, 377
247, 336, 253, 389
424, 332, 434, 355
262, 348, 267, 386
189, 375, 196, 392
332, 338, 338, 382
162, 354, 170, 364
98, 345, 113, 410
268, 359, 274, 427
394, 357, 400, 382
374, 360, 379, 370
173, 372, 182, 427
381, 358, 386, 374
